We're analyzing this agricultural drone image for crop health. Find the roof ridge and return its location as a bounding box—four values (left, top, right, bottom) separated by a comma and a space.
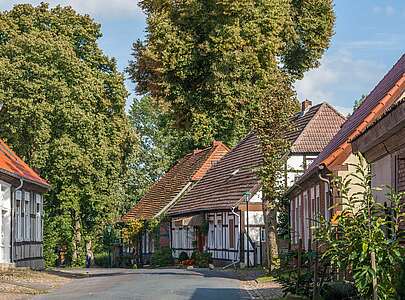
321, 102, 348, 121
190, 141, 229, 180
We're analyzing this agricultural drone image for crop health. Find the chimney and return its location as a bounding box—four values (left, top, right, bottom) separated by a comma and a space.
301, 99, 312, 112
212, 140, 222, 147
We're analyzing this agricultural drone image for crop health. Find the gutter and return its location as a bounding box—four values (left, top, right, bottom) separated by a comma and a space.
0, 168, 50, 190
318, 165, 332, 220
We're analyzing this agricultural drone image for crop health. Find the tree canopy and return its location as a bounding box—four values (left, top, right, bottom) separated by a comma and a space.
0, 3, 137, 265
126, 96, 182, 206
129, 0, 335, 151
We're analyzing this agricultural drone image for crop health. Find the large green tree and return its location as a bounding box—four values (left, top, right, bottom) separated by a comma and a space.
127, 96, 183, 207
0, 3, 137, 266
129, 0, 334, 269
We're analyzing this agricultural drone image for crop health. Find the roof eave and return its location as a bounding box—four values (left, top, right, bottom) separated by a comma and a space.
0, 168, 50, 190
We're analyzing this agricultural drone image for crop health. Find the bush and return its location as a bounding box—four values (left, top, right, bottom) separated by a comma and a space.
191, 251, 212, 268
321, 281, 359, 300
94, 252, 110, 267
150, 247, 174, 267
178, 251, 189, 262
314, 155, 405, 299
396, 258, 405, 299
116, 255, 135, 268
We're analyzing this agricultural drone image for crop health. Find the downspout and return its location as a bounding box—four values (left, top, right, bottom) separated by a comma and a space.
11, 178, 24, 264
223, 206, 240, 269
318, 165, 332, 220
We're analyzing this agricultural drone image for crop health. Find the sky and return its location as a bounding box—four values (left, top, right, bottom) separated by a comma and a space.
0, 1, 404, 114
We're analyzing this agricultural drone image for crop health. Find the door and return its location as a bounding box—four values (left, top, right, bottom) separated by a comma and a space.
0, 182, 11, 263
197, 228, 205, 252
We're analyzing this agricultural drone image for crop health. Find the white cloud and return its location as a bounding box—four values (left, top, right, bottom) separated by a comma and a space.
0, 0, 143, 19
294, 49, 387, 114
372, 5, 395, 16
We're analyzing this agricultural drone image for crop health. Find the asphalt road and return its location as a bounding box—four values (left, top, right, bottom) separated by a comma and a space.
35, 268, 252, 300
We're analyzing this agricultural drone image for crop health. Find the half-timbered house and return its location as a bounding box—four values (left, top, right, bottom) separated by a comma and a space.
122, 141, 229, 264
168, 101, 345, 266
0, 139, 49, 269
352, 97, 405, 239
287, 54, 405, 251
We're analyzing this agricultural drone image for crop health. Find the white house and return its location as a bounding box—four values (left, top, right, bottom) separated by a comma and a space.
0, 139, 49, 269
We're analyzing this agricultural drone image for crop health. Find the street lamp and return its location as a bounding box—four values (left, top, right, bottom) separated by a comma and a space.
243, 191, 251, 268
107, 225, 112, 268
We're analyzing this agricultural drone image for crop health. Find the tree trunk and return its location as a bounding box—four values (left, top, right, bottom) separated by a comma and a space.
72, 213, 82, 265
263, 194, 279, 272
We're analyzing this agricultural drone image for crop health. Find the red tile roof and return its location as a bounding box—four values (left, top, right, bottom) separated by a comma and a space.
0, 139, 49, 188
290, 103, 346, 153
168, 133, 262, 216
296, 54, 405, 184
168, 102, 344, 216
122, 141, 230, 221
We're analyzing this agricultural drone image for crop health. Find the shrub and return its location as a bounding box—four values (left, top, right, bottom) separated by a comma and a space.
94, 252, 110, 267
150, 247, 174, 267
314, 155, 405, 299
321, 281, 359, 300
191, 251, 212, 268
116, 255, 135, 268
178, 251, 189, 262
396, 258, 405, 299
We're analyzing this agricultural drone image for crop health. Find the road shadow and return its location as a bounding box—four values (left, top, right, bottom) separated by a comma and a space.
44, 267, 265, 282
191, 287, 248, 300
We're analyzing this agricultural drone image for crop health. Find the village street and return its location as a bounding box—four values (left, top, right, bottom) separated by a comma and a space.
33, 268, 254, 300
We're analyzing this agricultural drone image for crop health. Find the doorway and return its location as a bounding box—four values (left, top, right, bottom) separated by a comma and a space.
0, 182, 11, 263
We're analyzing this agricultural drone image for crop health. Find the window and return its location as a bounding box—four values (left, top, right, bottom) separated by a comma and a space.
316, 185, 320, 221
208, 220, 214, 248
16, 191, 22, 241
310, 187, 315, 228
303, 191, 308, 247
35, 194, 42, 241
229, 218, 235, 249
216, 218, 222, 249
291, 198, 295, 242
24, 192, 30, 241
296, 196, 299, 239
324, 183, 330, 221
